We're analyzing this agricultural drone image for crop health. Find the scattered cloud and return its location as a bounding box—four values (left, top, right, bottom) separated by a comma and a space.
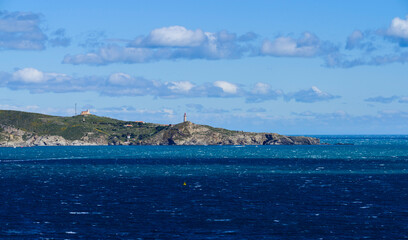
78, 31, 106, 49
246, 82, 283, 103
62, 26, 341, 66
0, 11, 46, 50
63, 26, 250, 65
60, 18, 408, 68
365, 95, 399, 104
247, 107, 266, 113
285, 86, 340, 103
398, 97, 408, 103
62, 45, 161, 65
345, 30, 375, 51
365, 95, 408, 104
327, 16, 408, 68
48, 28, 71, 47
260, 32, 336, 58
0, 68, 338, 103
94, 106, 178, 123
186, 103, 229, 113
238, 32, 258, 42
100, 106, 174, 116
325, 51, 408, 68
0, 11, 71, 50
346, 30, 364, 50
0, 104, 40, 112
0, 68, 241, 98
2, 12, 408, 69
186, 104, 204, 111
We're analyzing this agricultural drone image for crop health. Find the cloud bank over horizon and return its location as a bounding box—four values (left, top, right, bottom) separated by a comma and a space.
0, 67, 339, 103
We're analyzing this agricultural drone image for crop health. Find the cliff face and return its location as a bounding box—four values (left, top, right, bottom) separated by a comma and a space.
0, 125, 108, 147
0, 110, 319, 147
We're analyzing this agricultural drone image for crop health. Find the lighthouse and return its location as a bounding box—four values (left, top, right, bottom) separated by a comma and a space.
183, 113, 187, 122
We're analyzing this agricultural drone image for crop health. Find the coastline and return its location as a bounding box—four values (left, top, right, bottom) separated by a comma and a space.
0, 110, 320, 147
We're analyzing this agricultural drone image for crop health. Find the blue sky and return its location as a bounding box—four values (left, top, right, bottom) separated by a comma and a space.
1, 0, 408, 134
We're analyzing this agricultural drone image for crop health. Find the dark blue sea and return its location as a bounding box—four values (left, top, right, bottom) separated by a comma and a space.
1, 135, 408, 239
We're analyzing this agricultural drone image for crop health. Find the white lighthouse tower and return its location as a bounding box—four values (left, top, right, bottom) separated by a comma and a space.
183, 113, 187, 122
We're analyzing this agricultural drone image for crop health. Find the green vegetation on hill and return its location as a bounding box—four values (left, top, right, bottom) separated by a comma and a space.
0, 110, 168, 142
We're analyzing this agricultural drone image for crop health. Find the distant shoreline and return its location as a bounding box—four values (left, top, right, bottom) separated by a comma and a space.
0, 110, 320, 147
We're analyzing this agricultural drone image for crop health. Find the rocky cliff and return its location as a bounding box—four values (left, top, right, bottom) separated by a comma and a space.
0, 110, 319, 147
0, 125, 107, 147
142, 121, 319, 145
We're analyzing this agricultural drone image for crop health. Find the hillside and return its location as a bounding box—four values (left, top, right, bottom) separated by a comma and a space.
0, 110, 319, 146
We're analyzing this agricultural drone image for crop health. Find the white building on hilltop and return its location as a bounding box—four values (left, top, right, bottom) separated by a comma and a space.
80, 109, 91, 115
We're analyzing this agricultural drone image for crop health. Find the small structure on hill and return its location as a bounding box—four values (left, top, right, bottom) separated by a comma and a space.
80, 109, 91, 116
184, 113, 187, 122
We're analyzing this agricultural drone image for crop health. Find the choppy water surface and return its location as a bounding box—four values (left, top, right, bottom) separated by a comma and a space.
1, 135, 408, 239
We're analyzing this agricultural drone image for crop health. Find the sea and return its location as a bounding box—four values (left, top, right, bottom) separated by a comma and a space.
1, 135, 408, 239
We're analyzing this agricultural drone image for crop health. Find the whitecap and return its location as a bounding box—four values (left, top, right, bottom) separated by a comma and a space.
213, 219, 231, 222
69, 212, 89, 215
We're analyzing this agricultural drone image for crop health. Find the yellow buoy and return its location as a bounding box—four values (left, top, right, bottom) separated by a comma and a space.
183, 182, 187, 186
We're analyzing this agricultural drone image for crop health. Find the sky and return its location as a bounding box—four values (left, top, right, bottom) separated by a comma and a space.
1, 0, 408, 134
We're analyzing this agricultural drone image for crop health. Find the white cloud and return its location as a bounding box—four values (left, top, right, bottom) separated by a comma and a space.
146, 26, 206, 47
1, 68, 339, 104
285, 86, 340, 103
251, 82, 271, 95
167, 81, 195, 93
386, 16, 408, 40
64, 26, 246, 65
162, 108, 174, 115
213, 81, 238, 94
108, 73, 133, 85
246, 82, 283, 103
11, 68, 70, 84
12, 68, 45, 83
261, 32, 324, 57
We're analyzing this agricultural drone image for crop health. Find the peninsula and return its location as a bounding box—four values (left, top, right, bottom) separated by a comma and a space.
0, 110, 319, 147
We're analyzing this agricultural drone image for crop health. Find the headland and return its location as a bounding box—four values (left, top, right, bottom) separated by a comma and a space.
0, 110, 319, 147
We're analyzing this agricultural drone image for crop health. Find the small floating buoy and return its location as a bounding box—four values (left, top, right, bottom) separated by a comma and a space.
183, 182, 187, 186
